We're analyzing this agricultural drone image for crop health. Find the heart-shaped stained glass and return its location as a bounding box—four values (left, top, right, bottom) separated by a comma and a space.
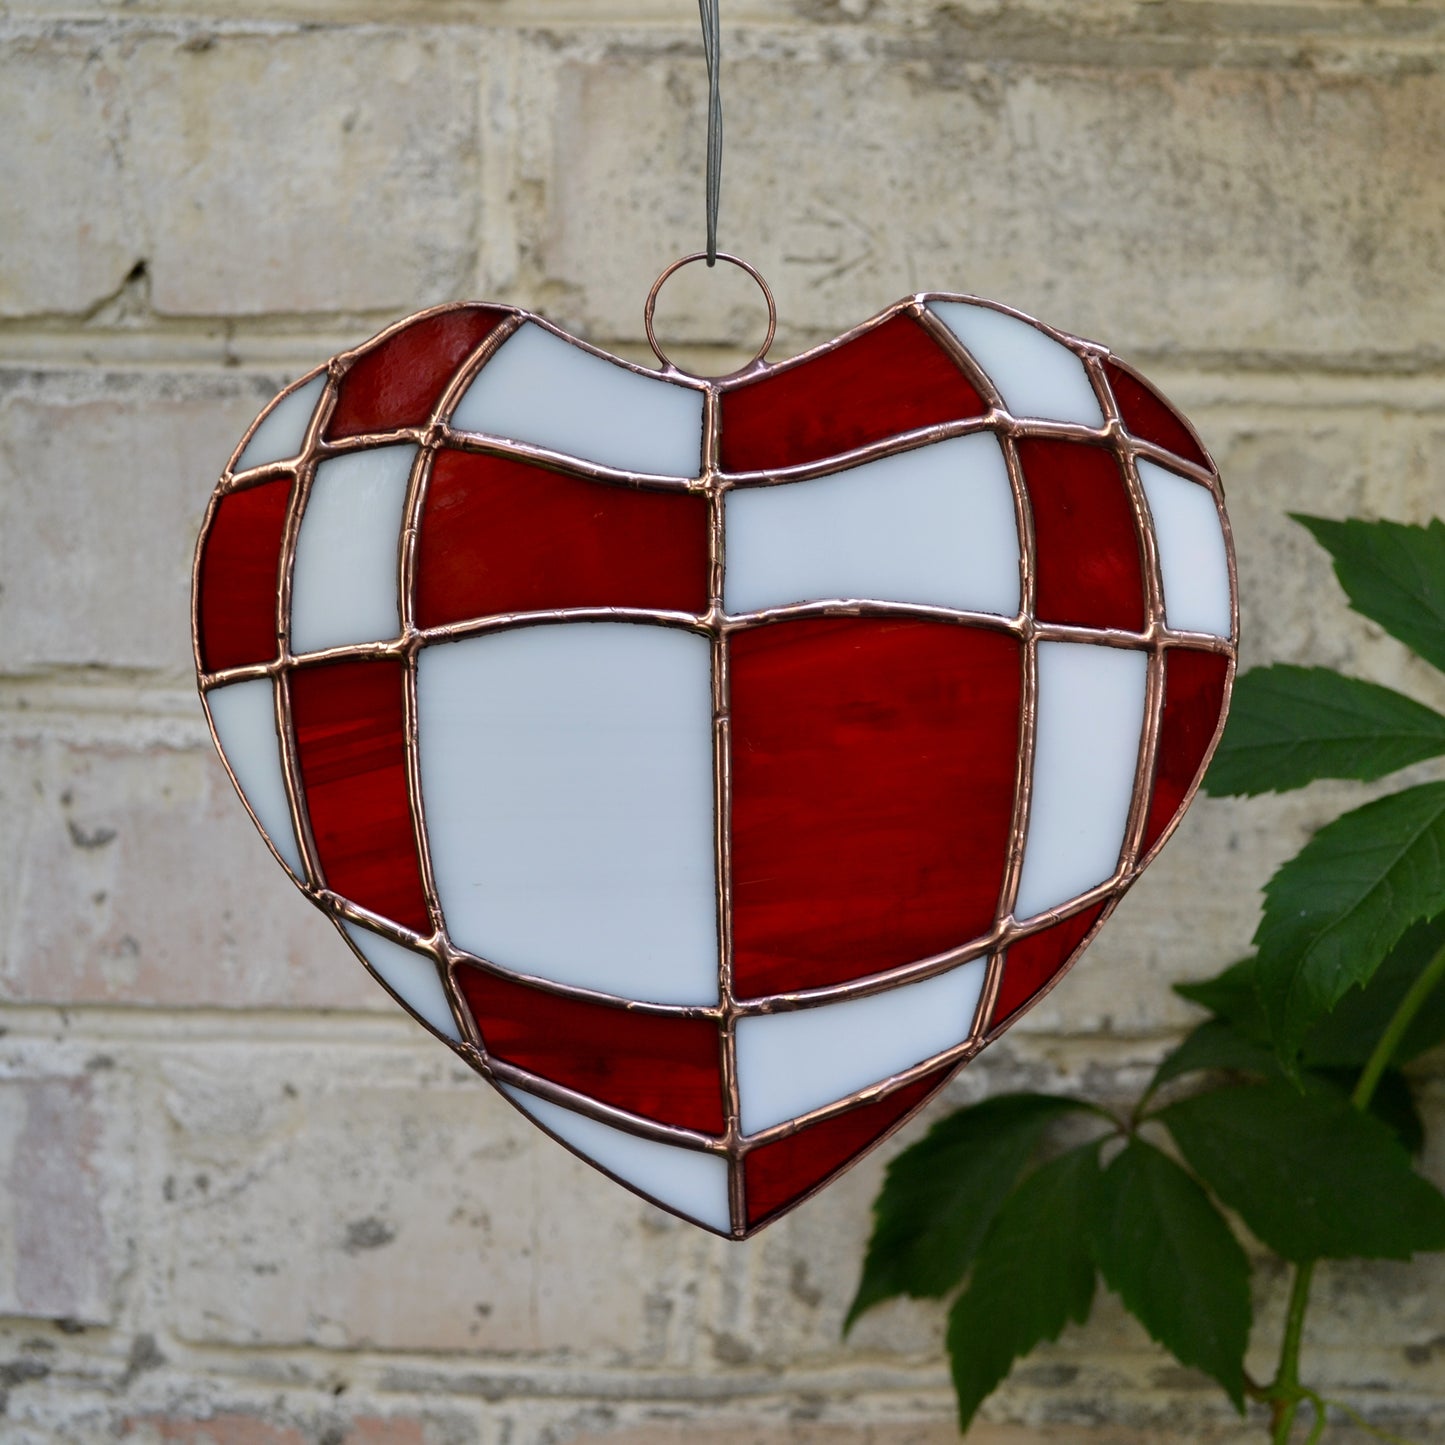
193, 293, 1236, 1236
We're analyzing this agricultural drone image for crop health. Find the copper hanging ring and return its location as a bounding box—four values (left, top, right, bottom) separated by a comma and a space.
644, 251, 777, 378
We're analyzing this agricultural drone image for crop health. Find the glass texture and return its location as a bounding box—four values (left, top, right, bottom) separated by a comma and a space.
205, 678, 303, 877
734, 957, 987, 1135
1138, 459, 1233, 638
501, 1084, 732, 1233
927, 301, 1104, 426
742, 1064, 954, 1227
290, 444, 416, 654
235, 373, 326, 473
415, 448, 710, 628
1013, 642, 1148, 921
1103, 360, 1210, 470
197, 477, 291, 672
1142, 648, 1231, 856
452, 323, 705, 477
416, 625, 718, 1004
718, 313, 984, 473
459, 964, 726, 1134
342, 921, 461, 1042
326, 306, 507, 440
1019, 437, 1146, 632
991, 904, 1107, 1027
722, 433, 1019, 617
290, 658, 431, 932
197, 294, 1239, 1234
729, 618, 1021, 997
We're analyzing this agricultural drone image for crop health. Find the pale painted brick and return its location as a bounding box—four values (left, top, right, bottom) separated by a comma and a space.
491, 1397, 1275, 1445
0, 373, 277, 673
1, 1, 1444, 1441
555, 1420, 964, 1445
160, 1042, 725, 1358
524, 33, 1445, 363
0, 24, 485, 318
122, 27, 483, 316
116, 1409, 469, 1445
0, 735, 372, 1010
0, 1057, 133, 1325
120, 1416, 310, 1445
0, 33, 138, 318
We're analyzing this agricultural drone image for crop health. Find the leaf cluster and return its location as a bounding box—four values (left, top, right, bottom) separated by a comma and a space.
847, 516, 1445, 1436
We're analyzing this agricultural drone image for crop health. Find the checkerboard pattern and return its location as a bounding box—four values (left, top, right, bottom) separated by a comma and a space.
194, 295, 1235, 1236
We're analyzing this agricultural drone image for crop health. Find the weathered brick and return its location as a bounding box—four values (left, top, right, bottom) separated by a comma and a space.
160, 1042, 724, 1358
0, 734, 372, 1009
0, 32, 138, 318
126, 26, 483, 316
120, 1415, 309, 1445
524, 33, 1445, 363
0, 25, 485, 318
0, 1058, 132, 1325
2, 2, 1444, 1441
0, 373, 280, 673
117, 1411, 454, 1445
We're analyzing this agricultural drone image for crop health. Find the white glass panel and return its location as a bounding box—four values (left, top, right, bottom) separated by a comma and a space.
417, 623, 718, 1005
1138, 460, 1233, 638
206, 678, 303, 877
929, 302, 1103, 427
342, 922, 460, 1042
1013, 642, 1148, 920
734, 958, 986, 1135
501, 1084, 732, 1233
235, 374, 327, 473
290, 444, 416, 654
451, 323, 704, 478
724, 434, 1020, 616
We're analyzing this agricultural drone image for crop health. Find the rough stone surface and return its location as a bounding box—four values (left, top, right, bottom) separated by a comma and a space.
0, 24, 485, 318
2, 1, 1444, 1440
0, 372, 279, 673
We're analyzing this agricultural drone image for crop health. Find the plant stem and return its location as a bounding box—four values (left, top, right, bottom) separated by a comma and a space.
1351, 938, 1445, 1109
1271, 1263, 1314, 1445
1267, 936, 1445, 1442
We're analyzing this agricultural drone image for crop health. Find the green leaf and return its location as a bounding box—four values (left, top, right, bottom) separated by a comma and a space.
844, 1094, 1090, 1331
1177, 922, 1445, 1071
1253, 781, 1445, 1062
1092, 1139, 1250, 1409
1296, 514, 1445, 675
1298, 913, 1445, 1069
1203, 665, 1445, 797
1147, 1023, 1423, 1151
1163, 1081, 1445, 1262
945, 1145, 1101, 1432
1323, 1067, 1427, 1156
1149, 1019, 1280, 1093
1174, 958, 1270, 1041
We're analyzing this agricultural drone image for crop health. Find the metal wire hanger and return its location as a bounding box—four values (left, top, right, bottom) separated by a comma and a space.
698, 0, 723, 265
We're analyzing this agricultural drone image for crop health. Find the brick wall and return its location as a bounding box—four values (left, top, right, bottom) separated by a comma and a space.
2, 1, 1444, 1440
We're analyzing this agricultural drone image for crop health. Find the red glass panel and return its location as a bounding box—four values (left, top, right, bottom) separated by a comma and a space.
327, 307, 509, 440
197, 478, 291, 672
729, 618, 1022, 997
1141, 648, 1230, 856
289, 659, 430, 932
456, 965, 725, 1134
992, 904, 1106, 1027
414, 448, 710, 628
719, 314, 985, 474
1103, 360, 1210, 470
1019, 437, 1146, 632
742, 1063, 955, 1227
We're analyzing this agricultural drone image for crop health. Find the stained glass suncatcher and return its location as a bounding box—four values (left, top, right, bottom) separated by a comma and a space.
193, 294, 1236, 1237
